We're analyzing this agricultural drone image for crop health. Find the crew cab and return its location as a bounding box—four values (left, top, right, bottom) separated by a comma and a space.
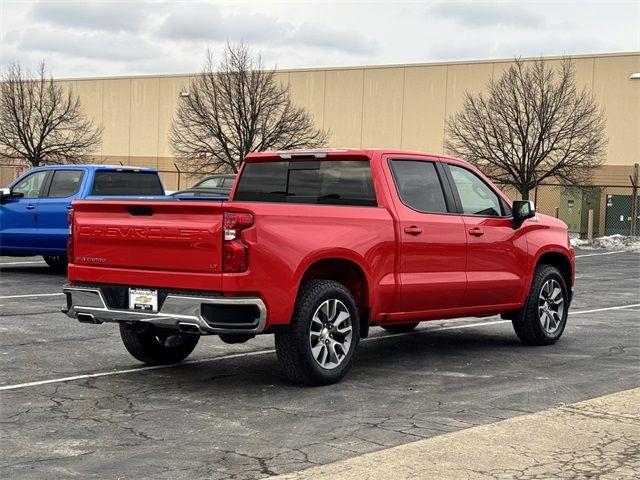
0, 165, 165, 270
62, 149, 575, 385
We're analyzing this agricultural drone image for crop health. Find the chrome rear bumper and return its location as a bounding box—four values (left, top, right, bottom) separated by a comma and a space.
62, 285, 267, 334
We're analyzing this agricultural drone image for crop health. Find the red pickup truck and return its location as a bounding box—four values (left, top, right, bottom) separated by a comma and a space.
63, 149, 574, 385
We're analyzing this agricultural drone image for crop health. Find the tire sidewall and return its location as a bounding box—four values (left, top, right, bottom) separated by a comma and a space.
531, 267, 569, 343
295, 283, 360, 384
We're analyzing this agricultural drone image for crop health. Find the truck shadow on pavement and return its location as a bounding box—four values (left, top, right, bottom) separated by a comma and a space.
151, 329, 528, 394
0, 264, 66, 276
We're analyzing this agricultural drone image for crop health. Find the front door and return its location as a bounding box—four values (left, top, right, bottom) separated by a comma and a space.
445, 163, 528, 308
386, 158, 467, 313
0, 170, 49, 252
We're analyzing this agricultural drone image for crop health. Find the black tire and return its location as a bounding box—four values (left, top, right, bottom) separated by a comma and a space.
512, 264, 569, 346
381, 322, 419, 333
43, 255, 68, 272
119, 324, 200, 365
275, 279, 360, 386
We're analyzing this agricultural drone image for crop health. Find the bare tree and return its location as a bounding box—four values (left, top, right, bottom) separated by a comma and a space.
170, 44, 328, 174
445, 58, 607, 200
0, 62, 102, 167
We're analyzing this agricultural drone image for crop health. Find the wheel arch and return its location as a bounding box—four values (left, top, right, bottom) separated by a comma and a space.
535, 251, 574, 304
298, 257, 371, 337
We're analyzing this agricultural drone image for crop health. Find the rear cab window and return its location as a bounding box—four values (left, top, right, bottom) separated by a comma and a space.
91, 171, 164, 196
234, 160, 377, 206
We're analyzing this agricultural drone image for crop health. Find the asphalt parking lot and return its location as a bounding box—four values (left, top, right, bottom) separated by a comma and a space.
1, 250, 639, 479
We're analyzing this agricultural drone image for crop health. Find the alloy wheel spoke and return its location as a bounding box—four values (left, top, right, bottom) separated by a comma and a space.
309, 298, 353, 370
336, 324, 352, 335
333, 310, 350, 329
327, 341, 339, 364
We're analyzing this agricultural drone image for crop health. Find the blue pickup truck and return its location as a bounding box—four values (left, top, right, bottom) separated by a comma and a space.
0, 164, 165, 270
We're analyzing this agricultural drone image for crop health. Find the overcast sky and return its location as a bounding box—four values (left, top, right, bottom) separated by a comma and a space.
1, 0, 638, 78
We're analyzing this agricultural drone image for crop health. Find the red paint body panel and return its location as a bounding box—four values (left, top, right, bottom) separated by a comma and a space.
68, 149, 575, 331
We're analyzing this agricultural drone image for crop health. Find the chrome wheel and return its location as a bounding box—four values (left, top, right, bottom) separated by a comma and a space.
538, 279, 565, 334
309, 299, 353, 370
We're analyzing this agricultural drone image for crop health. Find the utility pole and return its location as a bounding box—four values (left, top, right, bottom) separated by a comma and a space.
631, 163, 639, 237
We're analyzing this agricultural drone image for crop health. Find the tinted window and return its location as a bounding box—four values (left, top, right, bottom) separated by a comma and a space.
12, 171, 48, 198
91, 171, 163, 196
47, 170, 84, 198
390, 160, 448, 213
234, 160, 376, 206
197, 177, 221, 188
222, 177, 235, 188
449, 165, 502, 216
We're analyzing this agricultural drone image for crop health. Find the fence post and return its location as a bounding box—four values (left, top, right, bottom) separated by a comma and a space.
587, 209, 594, 241
174, 163, 182, 191
554, 207, 559, 219
631, 163, 639, 237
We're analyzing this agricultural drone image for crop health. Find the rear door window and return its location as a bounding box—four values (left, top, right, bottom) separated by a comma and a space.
389, 160, 448, 214
91, 171, 163, 196
46, 170, 84, 198
234, 160, 377, 206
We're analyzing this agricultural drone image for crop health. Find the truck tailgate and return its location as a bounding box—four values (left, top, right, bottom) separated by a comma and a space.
69, 200, 224, 290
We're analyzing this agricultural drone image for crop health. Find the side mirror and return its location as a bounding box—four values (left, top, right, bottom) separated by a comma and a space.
512, 200, 536, 229
0, 187, 23, 205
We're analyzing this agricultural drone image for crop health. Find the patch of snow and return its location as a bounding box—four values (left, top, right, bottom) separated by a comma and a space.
571, 234, 640, 252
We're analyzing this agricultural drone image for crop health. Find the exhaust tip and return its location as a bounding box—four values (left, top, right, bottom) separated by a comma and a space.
76, 313, 101, 324
178, 322, 202, 334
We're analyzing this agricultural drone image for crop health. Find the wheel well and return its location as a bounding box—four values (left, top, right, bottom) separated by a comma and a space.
300, 258, 370, 336
537, 252, 573, 302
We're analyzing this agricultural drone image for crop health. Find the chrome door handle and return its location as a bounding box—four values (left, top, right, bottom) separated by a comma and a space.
25, 205, 36, 210
469, 228, 484, 237
404, 226, 423, 236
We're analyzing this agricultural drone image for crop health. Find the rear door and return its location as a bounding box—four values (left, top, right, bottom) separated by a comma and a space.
443, 163, 528, 308
385, 157, 467, 313
0, 170, 49, 251
35, 169, 85, 251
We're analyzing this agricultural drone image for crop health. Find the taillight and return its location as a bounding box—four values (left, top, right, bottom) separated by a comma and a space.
223, 212, 253, 272
67, 208, 74, 263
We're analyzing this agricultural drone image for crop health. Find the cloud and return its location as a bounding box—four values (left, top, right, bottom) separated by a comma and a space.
290, 24, 378, 55
427, 1, 544, 28
425, 34, 620, 62
30, 0, 154, 33
156, 3, 291, 43
16, 28, 158, 62
155, 3, 376, 56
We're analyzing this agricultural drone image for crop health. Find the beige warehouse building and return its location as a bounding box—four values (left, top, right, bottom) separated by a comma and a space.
1, 51, 639, 234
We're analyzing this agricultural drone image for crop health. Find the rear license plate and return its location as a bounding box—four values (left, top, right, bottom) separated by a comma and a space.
129, 288, 158, 311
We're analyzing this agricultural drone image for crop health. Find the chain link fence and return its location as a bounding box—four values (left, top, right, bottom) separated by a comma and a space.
496, 183, 639, 238
2, 162, 638, 238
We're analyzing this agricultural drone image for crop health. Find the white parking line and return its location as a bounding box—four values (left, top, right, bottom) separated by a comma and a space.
575, 251, 629, 258
0, 293, 64, 300
1, 303, 638, 392
567, 304, 640, 315
0, 349, 274, 392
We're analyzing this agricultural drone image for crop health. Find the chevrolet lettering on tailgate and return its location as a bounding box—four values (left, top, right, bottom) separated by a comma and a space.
79, 225, 211, 241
